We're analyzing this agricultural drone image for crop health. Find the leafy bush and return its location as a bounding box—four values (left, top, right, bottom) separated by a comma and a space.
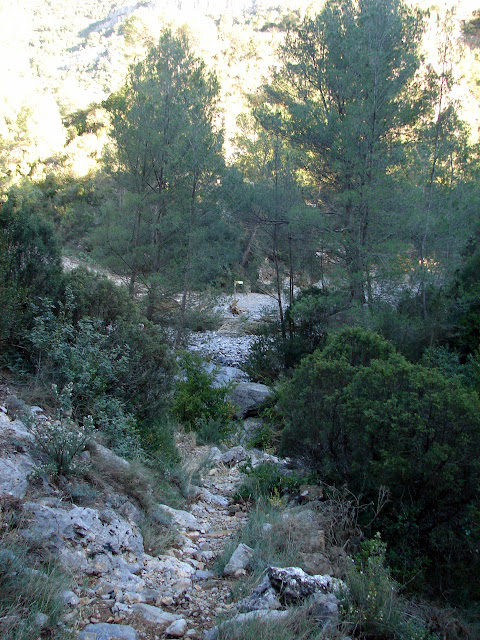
242, 288, 355, 383
172, 352, 236, 431
234, 461, 316, 503
31, 383, 94, 477
0, 187, 62, 355
29, 296, 175, 459
194, 415, 235, 445
61, 266, 137, 326
277, 328, 480, 598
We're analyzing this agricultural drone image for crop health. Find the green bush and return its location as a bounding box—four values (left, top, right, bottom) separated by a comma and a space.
172, 352, 235, 431
62, 266, 137, 326
277, 328, 480, 599
29, 296, 175, 459
0, 187, 62, 355
234, 461, 316, 503
31, 383, 94, 477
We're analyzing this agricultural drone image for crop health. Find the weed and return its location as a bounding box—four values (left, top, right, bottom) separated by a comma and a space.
0, 532, 73, 640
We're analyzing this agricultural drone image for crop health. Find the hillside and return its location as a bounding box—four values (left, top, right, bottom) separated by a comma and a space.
2, 1, 480, 636
2, 0, 480, 187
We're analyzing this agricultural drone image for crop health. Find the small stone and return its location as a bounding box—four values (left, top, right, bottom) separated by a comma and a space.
165, 618, 187, 637
35, 613, 49, 628
223, 543, 254, 577
61, 590, 79, 606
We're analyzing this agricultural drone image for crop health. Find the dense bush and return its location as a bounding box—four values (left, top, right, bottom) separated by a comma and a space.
243, 287, 351, 382
29, 293, 175, 458
234, 461, 316, 503
172, 352, 236, 438
61, 266, 137, 325
0, 188, 62, 355
277, 328, 480, 598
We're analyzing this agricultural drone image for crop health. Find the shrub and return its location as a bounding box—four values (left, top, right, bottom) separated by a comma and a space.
61, 266, 137, 326
241, 328, 286, 383
0, 188, 62, 355
29, 297, 175, 459
172, 352, 236, 431
277, 328, 480, 599
31, 383, 94, 477
343, 534, 435, 639
234, 461, 316, 503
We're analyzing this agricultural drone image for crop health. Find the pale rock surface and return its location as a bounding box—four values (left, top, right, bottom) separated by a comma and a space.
78, 622, 138, 639
152, 504, 202, 531
219, 446, 247, 467
223, 543, 254, 576
267, 566, 343, 602
165, 618, 188, 637
132, 603, 181, 629
0, 455, 34, 498
0, 412, 33, 441
237, 574, 281, 613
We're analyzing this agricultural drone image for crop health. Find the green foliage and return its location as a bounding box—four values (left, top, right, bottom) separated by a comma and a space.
257, 0, 424, 302
234, 461, 316, 503
320, 326, 396, 367
241, 326, 287, 383
29, 293, 175, 459
242, 288, 356, 383
449, 246, 480, 358
343, 534, 435, 639
172, 352, 235, 435
421, 345, 475, 387
277, 328, 480, 598
62, 267, 137, 325
31, 383, 94, 477
0, 187, 62, 354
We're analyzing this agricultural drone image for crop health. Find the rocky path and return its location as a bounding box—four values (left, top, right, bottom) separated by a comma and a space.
74, 441, 252, 640
0, 395, 264, 640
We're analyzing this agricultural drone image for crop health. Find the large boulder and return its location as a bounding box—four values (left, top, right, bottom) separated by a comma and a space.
132, 603, 182, 630
0, 412, 33, 441
228, 382, 272, 418
152, 504, 202, 531
267, 567, 343, 603
237, 574, 281, 613
20, 503, 144, 569
219, 446, 247, 467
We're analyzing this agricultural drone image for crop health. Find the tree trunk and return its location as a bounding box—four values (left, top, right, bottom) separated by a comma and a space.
240, 225, 258, 268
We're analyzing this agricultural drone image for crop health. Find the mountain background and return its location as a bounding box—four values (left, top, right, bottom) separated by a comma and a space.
2, 0, 480, 187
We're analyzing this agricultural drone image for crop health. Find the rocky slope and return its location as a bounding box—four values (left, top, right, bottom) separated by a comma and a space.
0, 389, 347, 640
0, 296, 352, 640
